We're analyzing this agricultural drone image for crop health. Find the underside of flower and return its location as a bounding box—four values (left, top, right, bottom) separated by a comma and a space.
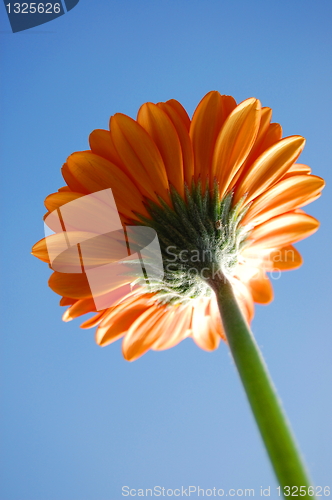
31, 91, 324, 358
135, 180, 251, 305
29, 92, 320, 488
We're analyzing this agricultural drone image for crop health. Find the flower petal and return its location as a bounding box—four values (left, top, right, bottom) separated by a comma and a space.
282, 163, 312, 179
165, 99, 191, 131
232, 122, 283, 195
249, 212, 319, 248
34, 230, 131, 273
242, 245, 303, 271
110, 113, 169, 202
62, 161, 90, 194
89, 129, 126, 168
190, 91, 237, 182
65, 151, 148, 219
231, 278, 255, 323
157, 101, 194, 186
248, 273, 274, 304
137, 103, 184, 196
191, 299, 220, 351
208, 297, 225, 340
96, 297, 152, 347
62, 298, 97, 322
234, 136, 306, 205
227, 107, 272, 192
80, 311, 107, 329
243, 174, 325, 226
44, 192, 84, 212
258, 122, 283, 151
212, 98, 261, 197
49, 271, 92, 299
60, 296, 76, 306
265, 245, 303, 271
32, 237, 52, 263
122, 305, 168, 361
152, 305, 192, 350
241, 107, 273, 167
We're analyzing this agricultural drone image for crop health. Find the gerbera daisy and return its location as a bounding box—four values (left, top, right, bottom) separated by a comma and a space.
32, 91, 324, 361
32, 91, 324, 492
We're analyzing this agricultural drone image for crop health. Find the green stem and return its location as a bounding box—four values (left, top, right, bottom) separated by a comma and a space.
210, 276, 314, 499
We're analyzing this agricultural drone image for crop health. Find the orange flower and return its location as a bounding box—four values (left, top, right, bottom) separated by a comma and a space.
32, 92, 324, 361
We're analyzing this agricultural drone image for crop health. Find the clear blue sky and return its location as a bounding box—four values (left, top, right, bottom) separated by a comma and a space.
1, 1, 331, 499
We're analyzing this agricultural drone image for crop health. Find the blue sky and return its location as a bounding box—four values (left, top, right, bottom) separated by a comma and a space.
1, 1, 332, 499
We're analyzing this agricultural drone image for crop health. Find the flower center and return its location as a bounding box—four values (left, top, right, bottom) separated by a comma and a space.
136, 181, 251, 305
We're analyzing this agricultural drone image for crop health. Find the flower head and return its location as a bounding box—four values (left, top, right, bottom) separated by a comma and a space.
32, 92, 324, 360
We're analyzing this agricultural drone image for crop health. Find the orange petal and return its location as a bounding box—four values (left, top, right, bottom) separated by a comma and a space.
242, 244, 303, 272
60, 297, 77, 306
248, 273, 274, 304
234, 136, 306, 205
95, 297, 152, 347
97, 290, 151, 327
34, 230, 130, 273
207, 297, 226, 341
243, 174, 325, 226
48, 271, 92, 299
47, 191, 131, 237
265, 245, 303, 271
137, 103, 184, 196
66, 151, 148, 219
157, 101, 194, 186
122, 305, 168, 361
44, 191, 84, 212
110, 113, 169, 202
190, 91, 237, 182
249, 212, 319, 248
80, 310, 107, 329
212, 98, 261, 197
165, 99, 191, 131
152, 305, 192, 350
62, 162, 90, 194
282, 163, 312, 179
89, 129, 126, 168
191, 299, 220, 351
42, 193, 86, 233
241, 107, 272, 166
257, 122, 283, 152
62, 298, 97, 322
232, 278, 255, 323
233, 122, 283, 193
227, 107, 272, 192
32, 237, 52, 263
